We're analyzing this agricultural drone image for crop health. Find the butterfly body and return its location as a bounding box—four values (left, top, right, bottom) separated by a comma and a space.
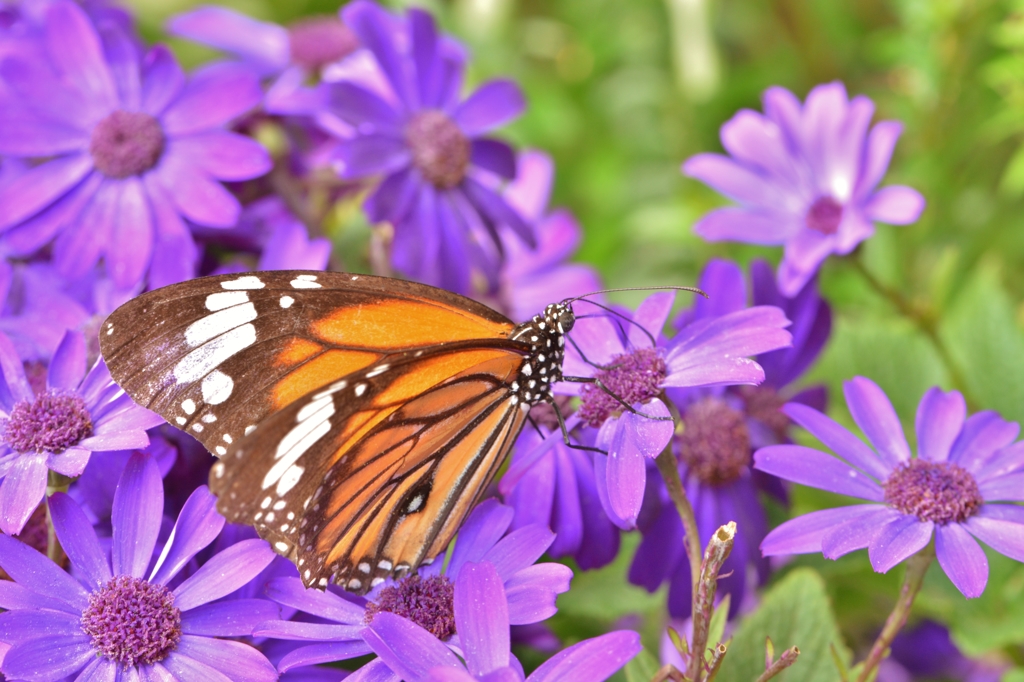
100, 271, 572, 592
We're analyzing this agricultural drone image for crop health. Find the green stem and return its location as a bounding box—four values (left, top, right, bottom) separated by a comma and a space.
45, 471, 72, 567
854, 545, 934, 682
849, 253, 976, 410
654, 447, 703, 593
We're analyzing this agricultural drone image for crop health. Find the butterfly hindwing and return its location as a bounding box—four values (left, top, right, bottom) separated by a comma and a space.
99, 271, 515, 455
209, 342, 529, 592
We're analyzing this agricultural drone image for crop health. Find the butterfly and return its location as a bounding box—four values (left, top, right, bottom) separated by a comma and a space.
100, 271, 579, 593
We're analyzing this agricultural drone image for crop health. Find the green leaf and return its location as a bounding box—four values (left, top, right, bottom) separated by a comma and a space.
556, 534, 665, 622
939, 264, 1024, 425
708, 594, 731, 650
623, 648, 661, 682
716, 568, 850, 682
1001, 670, 1024, 682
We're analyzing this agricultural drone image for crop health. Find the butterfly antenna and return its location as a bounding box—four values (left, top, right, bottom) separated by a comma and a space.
563, 285, 707, 306
573, 298, 658, 349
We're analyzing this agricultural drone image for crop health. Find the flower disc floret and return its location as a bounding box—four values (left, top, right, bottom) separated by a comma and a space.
4, 390, 92, 453
89, 111, 166, 179
678, 397, 750, 485
883, 459, 982, 524
578, 348, 667, 427
805, 196, 843, 235
405, 111, 471, 189
288, 16, 358, 70
365, 574, 456, 640
80, 575, 182, 667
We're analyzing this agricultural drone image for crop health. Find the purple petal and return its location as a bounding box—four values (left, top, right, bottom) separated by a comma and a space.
111, 452, 164, 578
591, 453, 631, 530
174, 635, 277, 682
760, 505, 884, 556
950, 411, 1020, 472
0, 103, 88, 156
162, 62, 262, 135
264, 577, 366, 624
504, 563, 572, 625
50, 177, 113, 280
168, 6, 290, 73
45, 2, 117, 110
843, 377, 911, 467
629, 293, 675, 350
597, 416, 648, 526
107, 177, 154, 288
0, 154, 94, 232
964, 505, 1024, 562
975, 442, 1024, 482
365, 612, 463, 680
453, 81, 524, 136
48, 492, 111, 590
682, 153, 781, 208
328, 82, 402, 131
777, 229, 834, 297
692, 207, 798, 245
0, 580, 77, 612
691, 258, 747, 320
456, 562, 510, 676
254, 620, 364, 641
342, 659, 402, 682
482, 524, 555, 582
447, 499, 514, 582
529, 630, 640, 682
154, 153, 241, 228
181, 599, 280, 637
277, 642, 377, 672
168, 132, 271, 181
0, 605, 83, 641
868, 515, 934, 573
150, 486, 225, 586
337, 134, 411, 179
821, 506, 901, 559
408, 8, 443, 108
471, 139, 516, 180
783, 403, 889, 480
864, 186, 924, 225
173, 539, 275, 610
343, 1, 415, 110
978, 472, 1024, 502
161, 651, 233, 682
719, 108, 803, 188
427, 668, 480, 682
47, 331, 86, 391
935, 523, 987, 598
0, 635, 94, 681
141, 46, 186, 116
461, 176, 535, 247
753, 445, 884, 500
0, 535, 89, 610
0, 453, 47, 535
856, 121, 903, 196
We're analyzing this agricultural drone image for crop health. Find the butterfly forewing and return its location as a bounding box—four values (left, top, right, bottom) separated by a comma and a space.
209, 342, 528, 592
99, 272, 515, 455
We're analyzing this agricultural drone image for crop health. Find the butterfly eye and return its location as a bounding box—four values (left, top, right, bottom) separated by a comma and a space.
557, 307, 575, 334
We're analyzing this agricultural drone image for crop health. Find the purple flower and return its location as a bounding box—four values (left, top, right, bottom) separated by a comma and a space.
0, 261, 90, 363
328, 0, 532, 294
629, 258, 829, 617
490, 151, 602, 320
556, 290, 792, 528
684, 82, 925, 295
0, 330, 163, 534
756, 377, 1024, 598
877, 620, 1007, 682
0, 452, 280, 680
0, 1, 271, 289
363, 561, 640, 682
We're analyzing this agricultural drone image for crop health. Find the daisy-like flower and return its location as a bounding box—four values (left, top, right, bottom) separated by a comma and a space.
362, 561, 640, 682
0, 452, 280, 680
756, 377, 1024, 598
630, 258, 831, 616
878, 619, 1007, 682
0, 261, 90, 363
255, 499, 572, 680
684, 82, 926, 295
329, 0, 532, 294
0, 1, 270, 289
205, 197, 332, 273
0, 330, 163, 535
557, 291, 792, 528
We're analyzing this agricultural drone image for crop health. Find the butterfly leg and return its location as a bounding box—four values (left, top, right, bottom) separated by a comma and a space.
560, 375, 674, 422
546, 398, 607, 455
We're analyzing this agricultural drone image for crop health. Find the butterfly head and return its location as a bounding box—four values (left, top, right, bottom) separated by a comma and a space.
508, 302, 574, 411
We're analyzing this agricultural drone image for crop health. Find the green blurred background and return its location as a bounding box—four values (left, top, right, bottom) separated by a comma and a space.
128, 0, 1024, 676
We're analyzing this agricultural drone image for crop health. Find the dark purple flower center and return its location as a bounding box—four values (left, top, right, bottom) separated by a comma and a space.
578, 348, 667, 428
883, 459, 982, 524
677, 397, 750, 485
90, 110, 165, 179
3, 390, 92, 453
81, 576, 182, 667
805, 195, 843, 235
288, 16, 359, 71
405, 111, 471, 189
739, 385, 790, 439
365, 574, 456, 640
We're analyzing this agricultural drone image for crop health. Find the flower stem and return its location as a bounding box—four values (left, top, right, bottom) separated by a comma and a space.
854, 545, 934, 682
688, 522, 736, 681
849, 252, 976, 410
755, 647, 800, 682
45, 471, 72, 567
655, 446, 703, 591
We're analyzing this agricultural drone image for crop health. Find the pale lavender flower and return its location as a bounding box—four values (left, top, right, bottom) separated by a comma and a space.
0, 453, 280, 680
757, 378, 1024, 598
684, 82, 925, 295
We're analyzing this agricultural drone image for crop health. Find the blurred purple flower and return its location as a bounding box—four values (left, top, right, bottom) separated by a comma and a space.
363, 562, 640, 682
0, 452, 280, 680
877, 619, 1007, 682
684, 82, 925, 295
491, 150, 602, 320
0, 330, 163, 534
630, 258, 829, 617
0, 261, 90, 363
555, 290, 792, 528
329, 0, 532, 294
0, 1, 271, 289
757, 378, 1024, 598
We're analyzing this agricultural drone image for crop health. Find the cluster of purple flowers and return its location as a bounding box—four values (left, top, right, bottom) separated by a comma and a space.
0, 0, 1018, 680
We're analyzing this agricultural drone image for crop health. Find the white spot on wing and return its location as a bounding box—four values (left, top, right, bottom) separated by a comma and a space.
245, 425, 256, 436
201, 370, 234, 405
181, 399, 196, 415
176, 417, 186, 425
262, 401, 335, 490
354, 383, 367, 397
215, 446, 227, 456
366, 364, 389, 378
174, 324, 256, 383
280, 295, 294, 308
291, 275, 322, 289
275, 541, 289, 552
185, 303, 257, 348
205, 291, 249, 311
221, 275, 265, 290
